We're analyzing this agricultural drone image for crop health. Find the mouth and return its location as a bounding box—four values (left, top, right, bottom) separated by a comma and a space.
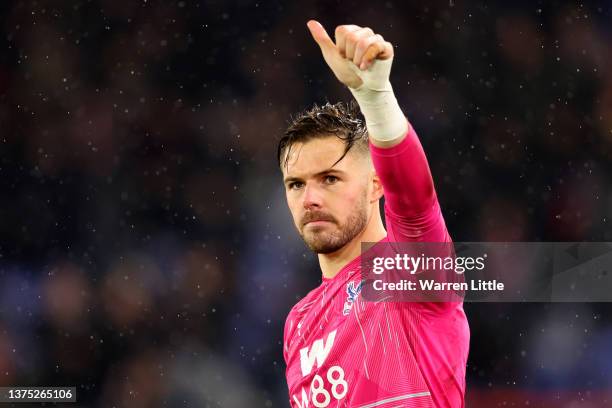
304, 220, 333, 227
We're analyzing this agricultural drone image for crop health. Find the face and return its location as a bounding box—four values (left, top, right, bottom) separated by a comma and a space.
282, 136, 377, 254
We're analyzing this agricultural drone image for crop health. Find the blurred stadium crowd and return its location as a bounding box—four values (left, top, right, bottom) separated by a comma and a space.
1, 0, 611, 406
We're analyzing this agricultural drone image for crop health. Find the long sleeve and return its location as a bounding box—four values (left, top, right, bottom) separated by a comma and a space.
369, 121, 451, 243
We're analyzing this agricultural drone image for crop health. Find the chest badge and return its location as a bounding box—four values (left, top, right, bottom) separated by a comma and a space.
342, 280, 364, 315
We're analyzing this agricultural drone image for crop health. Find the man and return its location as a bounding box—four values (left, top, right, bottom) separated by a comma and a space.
280, 20, 469, 408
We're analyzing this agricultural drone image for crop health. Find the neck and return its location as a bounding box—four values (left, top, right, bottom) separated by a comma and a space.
318, 213, 386, 279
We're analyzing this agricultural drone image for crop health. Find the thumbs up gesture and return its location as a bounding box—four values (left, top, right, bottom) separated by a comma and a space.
306, 20, 394, 90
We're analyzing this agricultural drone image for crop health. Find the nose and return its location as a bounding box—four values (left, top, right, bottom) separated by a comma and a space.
302, 183, 323, 210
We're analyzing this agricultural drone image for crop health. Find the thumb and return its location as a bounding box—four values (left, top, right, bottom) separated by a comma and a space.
307, 20, 335, 51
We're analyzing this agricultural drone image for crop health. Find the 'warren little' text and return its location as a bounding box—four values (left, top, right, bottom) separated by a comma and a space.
373, 279, 504, 291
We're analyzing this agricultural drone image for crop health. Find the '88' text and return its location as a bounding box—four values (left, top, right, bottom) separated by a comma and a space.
293, 365, 348, 408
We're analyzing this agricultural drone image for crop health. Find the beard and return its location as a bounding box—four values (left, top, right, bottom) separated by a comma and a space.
299, 193, 369, 254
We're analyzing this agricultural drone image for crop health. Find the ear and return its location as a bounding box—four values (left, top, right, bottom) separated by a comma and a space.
370, 171, 384, 203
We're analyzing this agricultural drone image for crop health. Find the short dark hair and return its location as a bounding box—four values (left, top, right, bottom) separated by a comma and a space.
278, 101, 369, 169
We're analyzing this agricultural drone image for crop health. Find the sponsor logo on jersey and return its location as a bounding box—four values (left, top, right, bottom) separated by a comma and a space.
299, 329, 337, 376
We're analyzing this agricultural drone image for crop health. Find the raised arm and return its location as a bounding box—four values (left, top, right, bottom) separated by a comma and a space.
307, 21, 443, 230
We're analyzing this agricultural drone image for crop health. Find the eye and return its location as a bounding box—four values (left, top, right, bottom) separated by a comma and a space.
324, 175, 339, 184
288, 181, 304, 190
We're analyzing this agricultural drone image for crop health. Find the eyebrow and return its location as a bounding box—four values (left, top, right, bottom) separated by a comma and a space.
283, 169, 347, 184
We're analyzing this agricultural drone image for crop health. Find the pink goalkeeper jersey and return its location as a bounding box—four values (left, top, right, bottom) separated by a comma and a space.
283, 122, 470, 408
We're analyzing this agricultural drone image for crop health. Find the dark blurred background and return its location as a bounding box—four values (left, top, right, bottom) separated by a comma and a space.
1, 0, 612, 407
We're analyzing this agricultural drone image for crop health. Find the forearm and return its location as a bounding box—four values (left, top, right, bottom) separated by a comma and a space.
349, 68, 408, 146
347, 59, 435, 215
369, 122, 437, 217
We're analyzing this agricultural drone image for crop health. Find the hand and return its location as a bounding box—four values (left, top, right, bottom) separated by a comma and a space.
306, 20, 394, 89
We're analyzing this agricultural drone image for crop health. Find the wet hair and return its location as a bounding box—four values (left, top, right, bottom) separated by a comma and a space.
277, 101, 369, 169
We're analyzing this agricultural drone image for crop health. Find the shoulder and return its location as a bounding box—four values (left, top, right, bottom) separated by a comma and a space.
284, 283, 323, 327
